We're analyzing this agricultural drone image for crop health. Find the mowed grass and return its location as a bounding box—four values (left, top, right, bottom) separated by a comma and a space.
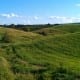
0, 24, 80, 80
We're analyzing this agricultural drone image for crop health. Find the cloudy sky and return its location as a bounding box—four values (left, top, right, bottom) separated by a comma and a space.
0, 0, 80, 24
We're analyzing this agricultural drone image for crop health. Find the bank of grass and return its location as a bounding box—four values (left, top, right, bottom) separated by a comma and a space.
0, 23, 80, 79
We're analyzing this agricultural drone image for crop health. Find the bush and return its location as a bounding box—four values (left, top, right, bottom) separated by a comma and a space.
1, 32, 10, 43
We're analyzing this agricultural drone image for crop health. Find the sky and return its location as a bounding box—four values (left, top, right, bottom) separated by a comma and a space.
0, 0, 80, 24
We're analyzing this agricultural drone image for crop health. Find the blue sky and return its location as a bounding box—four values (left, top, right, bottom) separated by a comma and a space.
0, 0, 80, 24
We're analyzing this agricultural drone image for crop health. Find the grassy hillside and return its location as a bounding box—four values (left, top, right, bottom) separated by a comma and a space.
0, 23, 80, 80
35, 23, 80, 35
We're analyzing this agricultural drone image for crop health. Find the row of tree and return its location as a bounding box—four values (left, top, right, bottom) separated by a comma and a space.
0, 23, 59, 32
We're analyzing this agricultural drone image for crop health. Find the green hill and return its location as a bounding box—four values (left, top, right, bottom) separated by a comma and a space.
35, 23, 80, 35
0, 23, 80, 80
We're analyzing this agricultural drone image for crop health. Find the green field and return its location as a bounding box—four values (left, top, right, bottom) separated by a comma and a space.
0, 23, 80, 80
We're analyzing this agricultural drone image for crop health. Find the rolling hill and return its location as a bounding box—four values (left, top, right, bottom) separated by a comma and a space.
0, 23, 80, 80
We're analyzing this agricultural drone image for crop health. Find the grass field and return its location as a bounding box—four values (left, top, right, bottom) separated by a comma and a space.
0, 23, 80, 80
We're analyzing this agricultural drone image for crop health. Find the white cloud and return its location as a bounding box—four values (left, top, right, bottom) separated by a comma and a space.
48, 16, 80, 23
49, 16, 67, 20
48, 16, 55, 19
0, 14, 11, 18
1, 13, 80, 24
34, 16, 40, 20
10, 13, 22, 18
76, 4, 80, 7
22, 19, 31, 25
27, 20, 31, 24
61, 18, 73, 23
0, 13, 22, 18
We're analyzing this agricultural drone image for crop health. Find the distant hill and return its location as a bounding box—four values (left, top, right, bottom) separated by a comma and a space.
0, 23, 80, 80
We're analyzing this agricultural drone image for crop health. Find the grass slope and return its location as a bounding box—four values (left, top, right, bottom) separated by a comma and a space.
35, 23, 80, 35
0, 23, 80, 80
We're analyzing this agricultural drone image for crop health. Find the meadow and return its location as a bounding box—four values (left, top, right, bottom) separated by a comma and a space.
0, 23, 80, 80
